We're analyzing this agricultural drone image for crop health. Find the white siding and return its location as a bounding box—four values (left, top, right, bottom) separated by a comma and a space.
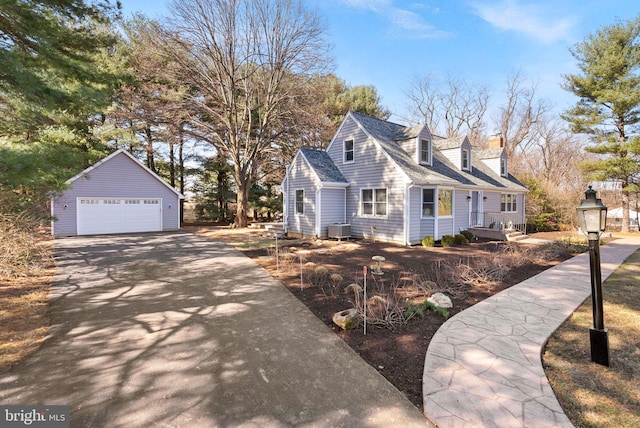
318, 188, 346, 237
454, 191, 470, 233
286, 155, 318, 237
327, 116, 408, 243
407, 186, 423, 244
440, 148, 461, 168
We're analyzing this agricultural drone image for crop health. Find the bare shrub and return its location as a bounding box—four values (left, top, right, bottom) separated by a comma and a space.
450, 257, 509, 288
307, 265, 328, 289
0, 213, 50, 278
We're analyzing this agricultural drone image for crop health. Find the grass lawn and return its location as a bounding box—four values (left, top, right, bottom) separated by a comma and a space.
543, 249, 640, 428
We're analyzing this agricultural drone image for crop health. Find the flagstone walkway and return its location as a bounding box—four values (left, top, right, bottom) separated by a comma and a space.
422, 237, 640, 427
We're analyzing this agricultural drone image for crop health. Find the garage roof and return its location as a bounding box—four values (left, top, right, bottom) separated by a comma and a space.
66, 149, 185, 199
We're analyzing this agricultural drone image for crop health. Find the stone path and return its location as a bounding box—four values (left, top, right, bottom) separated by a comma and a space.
422, 237, 640, 427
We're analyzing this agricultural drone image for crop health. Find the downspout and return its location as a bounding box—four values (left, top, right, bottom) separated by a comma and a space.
405, 183, 414, 245
452, 189, 456, 235
316, 188, 322, 238
522, 193, 526, 234
283, 169, 289, 234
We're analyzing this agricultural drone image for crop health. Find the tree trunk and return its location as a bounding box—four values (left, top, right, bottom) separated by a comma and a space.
169, 140, 176, 188
178, 129, 185, 226
235, 178, 250, 228
622, 187, 631, 233
144, 126, 155, 172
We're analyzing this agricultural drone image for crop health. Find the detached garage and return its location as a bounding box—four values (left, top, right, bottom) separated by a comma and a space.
51, 149, 184, 236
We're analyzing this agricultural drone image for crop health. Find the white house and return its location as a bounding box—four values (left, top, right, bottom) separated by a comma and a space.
281, 111, 528, 245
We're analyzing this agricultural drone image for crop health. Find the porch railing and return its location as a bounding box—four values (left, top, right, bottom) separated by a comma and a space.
471, 211, 527, 234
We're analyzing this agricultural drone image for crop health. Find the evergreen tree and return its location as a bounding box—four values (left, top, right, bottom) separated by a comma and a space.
0, 1, 123, 217
562, 16, 640, 232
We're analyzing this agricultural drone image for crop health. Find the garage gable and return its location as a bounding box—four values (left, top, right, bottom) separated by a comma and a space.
51, 149, 184, 236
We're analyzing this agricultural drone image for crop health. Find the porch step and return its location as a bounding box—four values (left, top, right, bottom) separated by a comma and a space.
250, 222, 285, 236
505, 231, 528, 241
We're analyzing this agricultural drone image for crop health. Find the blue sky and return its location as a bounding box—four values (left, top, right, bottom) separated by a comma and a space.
122, 0, 640, 126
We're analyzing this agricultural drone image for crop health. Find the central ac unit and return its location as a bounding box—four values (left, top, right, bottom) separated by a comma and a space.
328, 223, 351, 240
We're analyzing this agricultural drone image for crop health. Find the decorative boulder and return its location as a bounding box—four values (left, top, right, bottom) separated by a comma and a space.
428, 292, 453, 309
332, 308, 360, 330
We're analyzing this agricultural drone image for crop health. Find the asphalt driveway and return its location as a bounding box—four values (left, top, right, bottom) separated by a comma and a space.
0, 232, 430, 427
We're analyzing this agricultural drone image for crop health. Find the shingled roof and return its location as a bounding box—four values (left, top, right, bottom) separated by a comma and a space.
348, 111, 527, 191
299, 147, 348, 184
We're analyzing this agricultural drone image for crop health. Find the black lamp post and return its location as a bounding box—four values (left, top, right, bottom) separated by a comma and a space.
576, 185, 610, 366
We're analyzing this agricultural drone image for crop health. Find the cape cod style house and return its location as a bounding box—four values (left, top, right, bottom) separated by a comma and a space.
281, 111, 528, 245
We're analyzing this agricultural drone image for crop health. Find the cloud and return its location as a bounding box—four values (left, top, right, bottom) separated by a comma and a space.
339, 0, 392, 12
338, 0, 451, 39
389, 9, 451, 39
470, 0, 576, 43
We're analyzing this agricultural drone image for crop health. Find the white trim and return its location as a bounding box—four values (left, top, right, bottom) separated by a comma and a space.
343, 139, 355, 164
66, 149, 184, 199
295, 188, 305, 215
418, 137, 432, 166
500, 192, 518, 213
76, 197, 163, 235
316, 189, 321, 237
340, 111, 413, 184
421, 186, 454, 219
461, 147, 471, 171
359, 187, 389, 218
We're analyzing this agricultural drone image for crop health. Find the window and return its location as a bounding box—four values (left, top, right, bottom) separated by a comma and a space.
462, 148, 470, 170
422, 188, 453, 217
501, 193, 517, 212
438, 189, 453, 216
422, 189, 435, 217
420, 139, 430, 164
344, 139, 354, 163
361, 188, 387, 216
500, 158, 507, 176
295, 189, 304, 214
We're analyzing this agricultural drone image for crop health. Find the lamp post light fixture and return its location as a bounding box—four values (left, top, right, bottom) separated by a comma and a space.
576, 185, 610, 366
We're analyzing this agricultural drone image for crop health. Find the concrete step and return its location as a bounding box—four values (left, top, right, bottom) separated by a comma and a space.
506, 231, 528, 241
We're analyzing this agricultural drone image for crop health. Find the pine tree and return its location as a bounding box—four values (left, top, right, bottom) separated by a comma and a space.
562, 16, 640, 232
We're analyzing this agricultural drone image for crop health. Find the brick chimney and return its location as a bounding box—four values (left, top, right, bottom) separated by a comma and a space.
488, 134, 504, 149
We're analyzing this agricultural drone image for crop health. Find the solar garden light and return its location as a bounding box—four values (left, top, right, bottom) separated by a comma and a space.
576, 185, 610, 366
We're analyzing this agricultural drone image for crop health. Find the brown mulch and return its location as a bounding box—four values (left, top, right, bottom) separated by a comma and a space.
239, 234, 575, 411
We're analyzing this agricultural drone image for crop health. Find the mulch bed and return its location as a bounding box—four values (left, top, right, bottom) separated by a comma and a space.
244, 237, 571, 411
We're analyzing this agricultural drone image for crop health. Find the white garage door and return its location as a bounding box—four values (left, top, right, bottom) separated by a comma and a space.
77, 198, 162, 235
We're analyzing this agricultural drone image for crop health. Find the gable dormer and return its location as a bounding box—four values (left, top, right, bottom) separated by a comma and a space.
416, 126, 432, 166
433, 136, 471, 172
394, 124, 432, 166
477, 135, 508, 177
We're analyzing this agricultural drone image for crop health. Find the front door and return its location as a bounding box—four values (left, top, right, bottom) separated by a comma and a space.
470, 191, 482, 226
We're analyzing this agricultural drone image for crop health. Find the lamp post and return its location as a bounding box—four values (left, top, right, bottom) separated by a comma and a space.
576, 186, 610, 366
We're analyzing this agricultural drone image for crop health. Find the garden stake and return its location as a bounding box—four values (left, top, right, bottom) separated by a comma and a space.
363, 265, 367, 336
300, 254, 303, 290
275, 234, 279, 272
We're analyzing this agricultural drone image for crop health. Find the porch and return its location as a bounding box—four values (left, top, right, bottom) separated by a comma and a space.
469, 212, 527, 241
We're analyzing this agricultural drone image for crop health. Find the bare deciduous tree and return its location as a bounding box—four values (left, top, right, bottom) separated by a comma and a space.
405, 73, 489, 144
496, 71, 549, 157
163, 0, 330, 227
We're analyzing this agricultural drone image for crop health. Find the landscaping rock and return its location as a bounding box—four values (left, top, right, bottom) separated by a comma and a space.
332, 308, 360, 330
427, 292, 453, 309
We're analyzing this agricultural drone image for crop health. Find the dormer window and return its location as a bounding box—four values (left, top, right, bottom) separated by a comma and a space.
462, 148, 470, 171
420, 138, 430, 164
500, 157, 507, 177
344, 139, 354, 163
